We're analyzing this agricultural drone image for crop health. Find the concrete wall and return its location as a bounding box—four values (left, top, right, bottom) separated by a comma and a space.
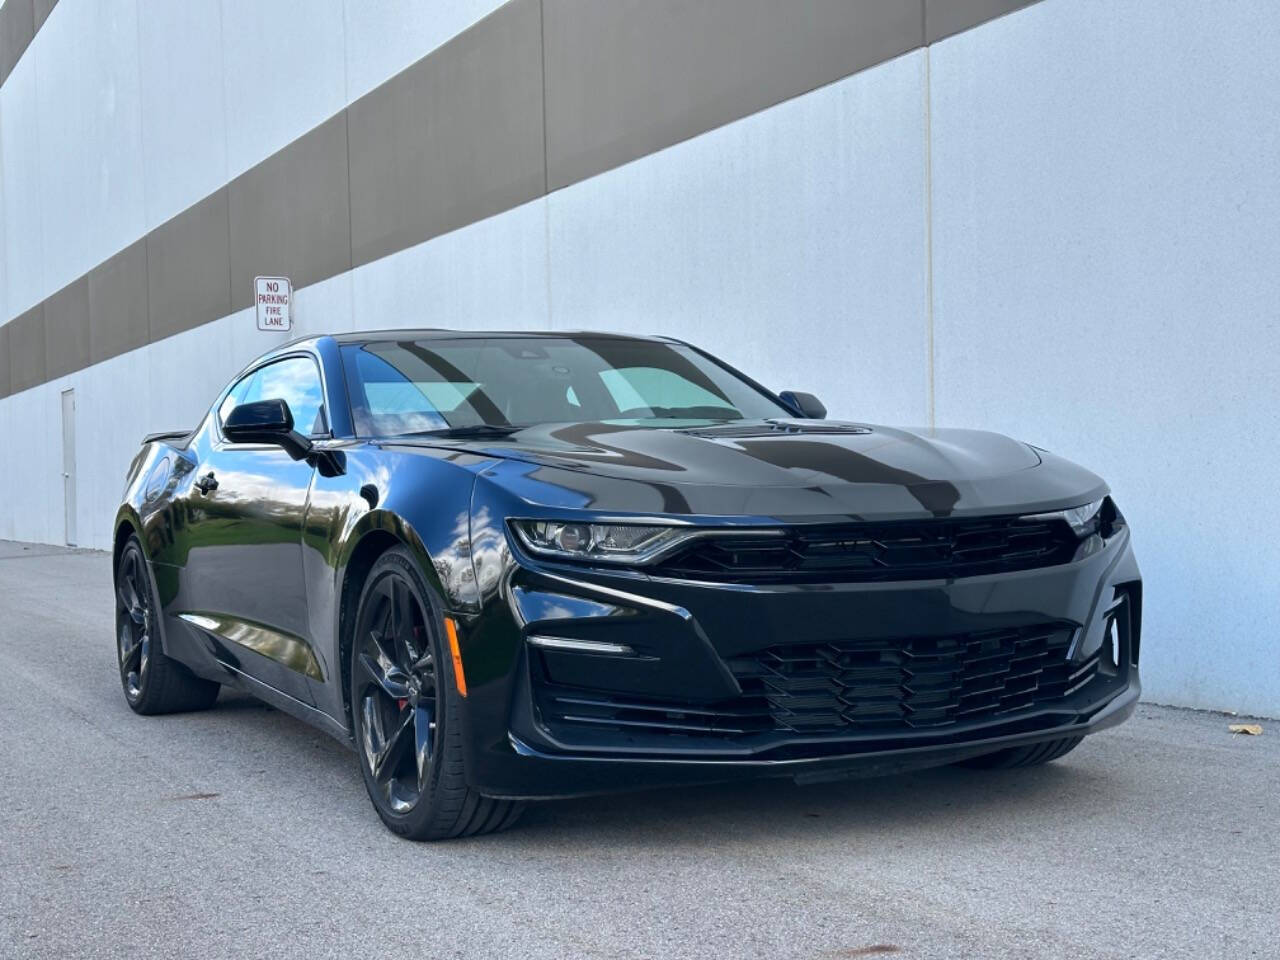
0, 0, 508, 323
929, 0, 1280, 712
1, 0, 1277, 715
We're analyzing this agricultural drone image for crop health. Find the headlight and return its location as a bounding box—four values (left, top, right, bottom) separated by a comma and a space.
1020, 498, 1119, 538
510, 520, 704, 565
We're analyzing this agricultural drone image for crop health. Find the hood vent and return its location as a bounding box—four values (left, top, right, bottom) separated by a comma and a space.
676, 421, 873, 439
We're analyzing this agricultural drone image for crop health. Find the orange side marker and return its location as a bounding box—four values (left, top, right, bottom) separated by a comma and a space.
443, 617, 467, 698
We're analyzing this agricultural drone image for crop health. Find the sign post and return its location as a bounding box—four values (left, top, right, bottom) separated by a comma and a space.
254, 276, 293, 332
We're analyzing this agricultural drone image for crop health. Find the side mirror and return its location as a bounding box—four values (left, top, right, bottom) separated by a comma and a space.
778, 390, 827, 420
223, 398, 313, 460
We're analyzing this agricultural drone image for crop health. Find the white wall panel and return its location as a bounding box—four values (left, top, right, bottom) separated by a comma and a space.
146, 310, 251, 438
0, 125, 8, 319
342, 0, 505, 103
0, 53, 44, 318
0, 397, 12, 541
220, 0, 346, 179
35, 0, 147, 298
930, 0, 1280, 714
351, 196, 550, 334
76, 349, 150, 550
136, 0, 228, 230
292, 269, 354, 338
5, 382, 53, 545
548, 51, 930, 427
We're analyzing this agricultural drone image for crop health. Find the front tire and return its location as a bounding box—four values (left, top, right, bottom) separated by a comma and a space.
958, 736, 1084, 769
349, 547, 523, 840
114, 536, 220, 714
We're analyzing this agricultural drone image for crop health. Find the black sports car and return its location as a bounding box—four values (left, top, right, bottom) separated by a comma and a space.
113, 331, 1141, 839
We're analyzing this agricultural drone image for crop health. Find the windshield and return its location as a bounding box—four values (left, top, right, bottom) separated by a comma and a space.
340, 336, 791, 437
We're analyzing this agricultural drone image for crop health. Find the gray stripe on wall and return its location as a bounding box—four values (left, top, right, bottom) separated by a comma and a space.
229, 113, 354, 311
0, 0, 55, 86
147, 190, 233, 342
88, 239, 149, 364
542, 0, 921, 192
348, 0, 547, 268
7, 303, 46, 394
0, 322, 9, 398
924, 0, 1039, 45
44, 275, 89, 380
32, 0, 55, 32
0, 0, 33, 85
0, 0, 1043, 400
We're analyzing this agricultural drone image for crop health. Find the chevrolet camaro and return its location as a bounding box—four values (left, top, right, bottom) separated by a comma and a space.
113, 331, 1141, 839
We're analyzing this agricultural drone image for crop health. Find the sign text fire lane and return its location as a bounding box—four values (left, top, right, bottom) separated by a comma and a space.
254, 276, 292, 332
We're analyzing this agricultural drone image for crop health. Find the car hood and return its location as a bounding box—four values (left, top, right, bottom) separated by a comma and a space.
393, 420, 1107, 520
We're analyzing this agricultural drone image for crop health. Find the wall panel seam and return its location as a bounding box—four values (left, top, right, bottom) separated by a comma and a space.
538, 0, 549, 197
923, 46, 935, 431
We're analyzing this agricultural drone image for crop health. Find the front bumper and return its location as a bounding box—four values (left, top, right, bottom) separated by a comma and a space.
455, 526, 1142, 800
495, 680, 1138, 798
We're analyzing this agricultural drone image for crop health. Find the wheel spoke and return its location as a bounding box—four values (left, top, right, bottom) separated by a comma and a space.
118, 580, 144, 624
120, 632, 142, 671
138, 633, 151, 679
368, 595, 396, 661
360, 696, 385, 776
363, 602, 400, 680
391, 578, 418, 664
389, 578, 402, 635
413, 705, 433, 789
371, 707, 414, 783
358, 652, 410, 700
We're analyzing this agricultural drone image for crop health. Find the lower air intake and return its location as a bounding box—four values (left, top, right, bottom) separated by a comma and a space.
536, 624, 1097, 739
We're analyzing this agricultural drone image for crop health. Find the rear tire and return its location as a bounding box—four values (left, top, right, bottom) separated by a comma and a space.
115, 536, 220, 715
349, 546, 523, 840
958, 736, 1084, 769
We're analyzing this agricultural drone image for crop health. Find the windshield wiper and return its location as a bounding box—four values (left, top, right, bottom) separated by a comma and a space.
399, 423, 522, 439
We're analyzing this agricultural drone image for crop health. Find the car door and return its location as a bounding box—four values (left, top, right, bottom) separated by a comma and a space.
177, 354, 327, 705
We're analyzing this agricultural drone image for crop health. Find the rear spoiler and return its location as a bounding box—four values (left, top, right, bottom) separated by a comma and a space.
142, 430, 192, 445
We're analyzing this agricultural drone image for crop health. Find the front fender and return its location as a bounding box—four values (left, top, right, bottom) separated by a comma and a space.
303, 444, 496, 730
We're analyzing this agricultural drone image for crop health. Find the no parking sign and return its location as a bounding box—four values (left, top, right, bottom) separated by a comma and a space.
254, 276, 292, 332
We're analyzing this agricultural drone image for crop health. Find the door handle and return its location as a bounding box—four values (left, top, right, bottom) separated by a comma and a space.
195, 471, 219, 495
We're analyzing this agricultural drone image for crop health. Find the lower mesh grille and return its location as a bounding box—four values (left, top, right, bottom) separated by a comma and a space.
536, 625, 1096, 738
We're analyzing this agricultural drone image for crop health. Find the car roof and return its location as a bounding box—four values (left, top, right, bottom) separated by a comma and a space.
244, 330, 687, 382
325, 329, 680, 345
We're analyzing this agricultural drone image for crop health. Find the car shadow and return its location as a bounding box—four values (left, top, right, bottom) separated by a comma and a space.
511, 760, 1106, 847
200, 690, 1112, 847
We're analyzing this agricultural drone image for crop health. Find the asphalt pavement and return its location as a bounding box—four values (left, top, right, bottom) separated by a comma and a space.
0, 540, 1275, 960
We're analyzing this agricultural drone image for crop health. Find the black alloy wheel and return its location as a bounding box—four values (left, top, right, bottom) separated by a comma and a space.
350, 547, 523, 839
116, 542, 153, 703
355, 570, 438, 814
114, 536, 220, 714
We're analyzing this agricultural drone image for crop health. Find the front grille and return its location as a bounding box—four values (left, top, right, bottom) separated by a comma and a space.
536, 625, 1098, 739
651, 516, 1078, 583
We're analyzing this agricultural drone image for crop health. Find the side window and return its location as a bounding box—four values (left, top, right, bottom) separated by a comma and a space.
217, 371, 255, 429
242, 357, 327, 436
